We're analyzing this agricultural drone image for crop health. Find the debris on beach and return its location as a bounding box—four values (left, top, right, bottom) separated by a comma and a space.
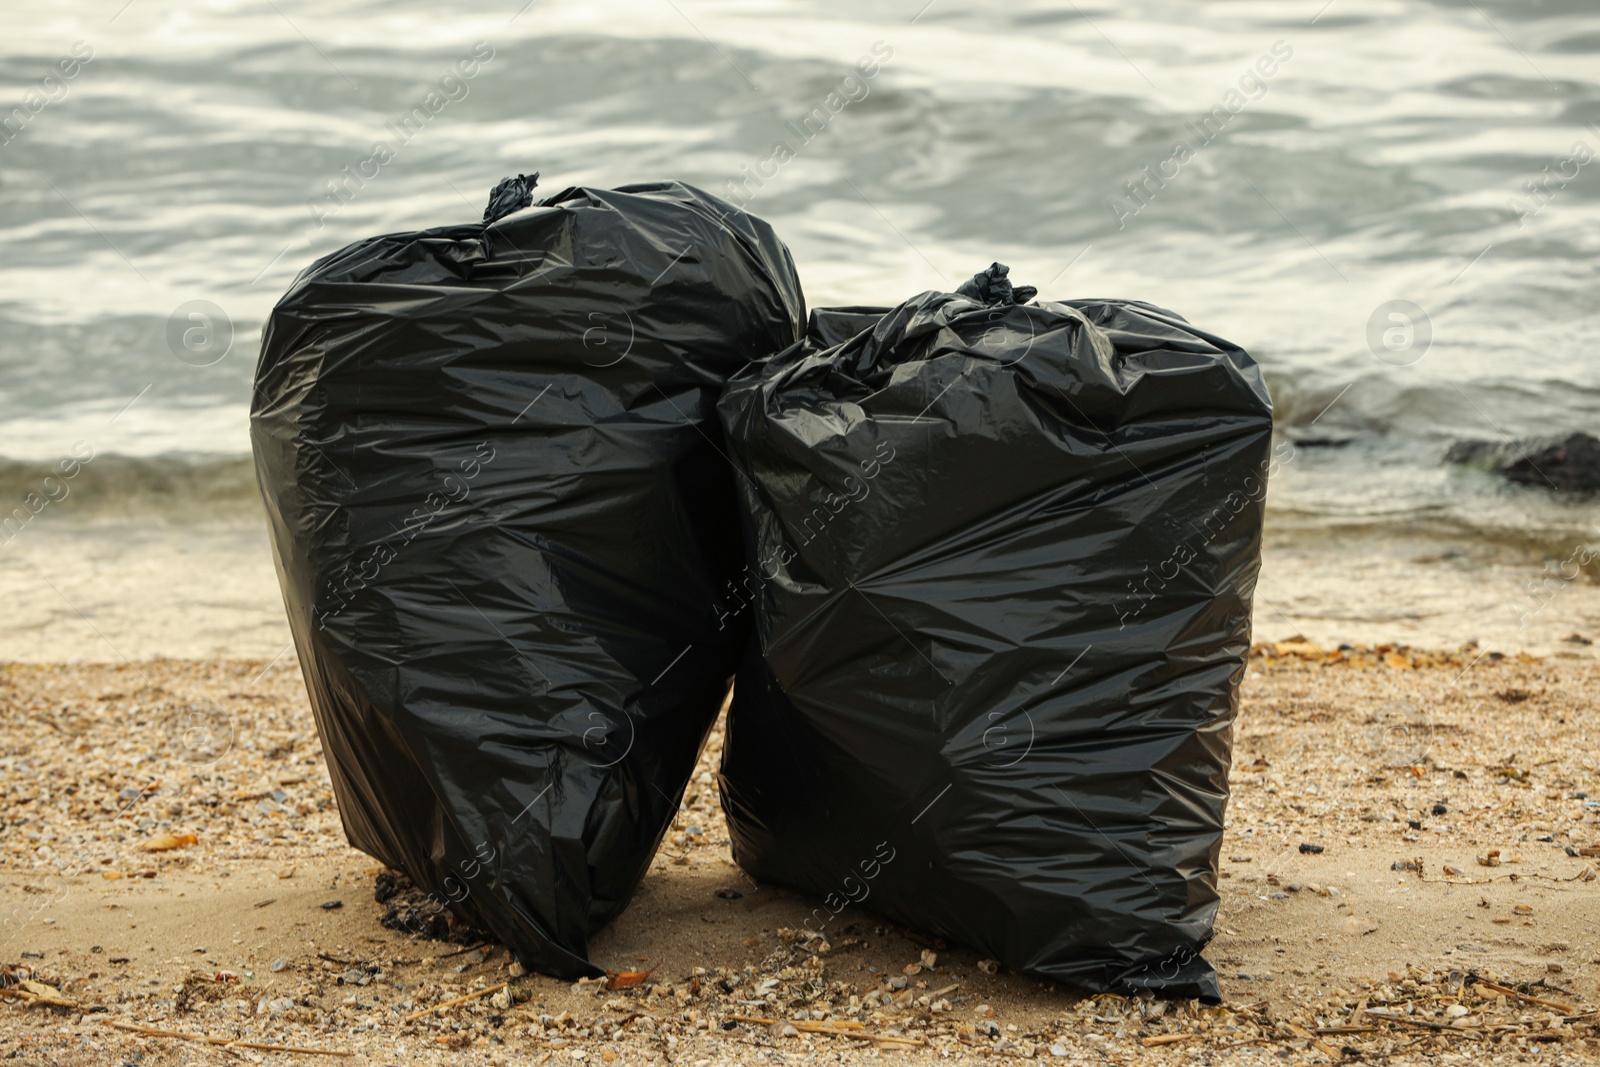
374, 869, 491, 946
1252, 639, 1533, 669
4, 655, 1600, 1062
137, 832, 197, 852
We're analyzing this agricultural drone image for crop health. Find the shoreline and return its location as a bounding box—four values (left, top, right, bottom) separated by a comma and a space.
2, 651, 1598, 1064
3, 518, 1598, 666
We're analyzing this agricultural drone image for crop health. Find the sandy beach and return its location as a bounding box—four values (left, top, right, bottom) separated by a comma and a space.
6, 1, 1600, 1064
3, 646, 1598, 1065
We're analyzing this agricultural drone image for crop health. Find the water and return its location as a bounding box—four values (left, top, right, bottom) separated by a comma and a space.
2, 0, 1598, 658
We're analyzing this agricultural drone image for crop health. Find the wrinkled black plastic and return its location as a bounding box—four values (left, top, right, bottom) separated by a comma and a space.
717, 265, 1272, 1001
251, 177, 804, 977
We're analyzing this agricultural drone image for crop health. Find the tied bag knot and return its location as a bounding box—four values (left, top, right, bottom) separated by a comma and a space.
955, 261, 1037, 306
483, 172, 540, 224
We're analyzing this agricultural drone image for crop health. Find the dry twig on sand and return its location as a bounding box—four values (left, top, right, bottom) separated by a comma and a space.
97, 1019, 351, 1057
400, 981, 508, 1024
1470, 977, 1574, 1014
0, 986, 80, 1010
725, 1013, 925, 1047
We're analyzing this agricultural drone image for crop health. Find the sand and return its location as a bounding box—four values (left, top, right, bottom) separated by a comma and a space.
3, 649, 1599, 1065
7, 520, 1600, 663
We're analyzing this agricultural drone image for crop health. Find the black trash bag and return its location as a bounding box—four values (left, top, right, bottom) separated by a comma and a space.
717, 263, 1273, 1001
803, 305, 894, 348
250, 174, 804, 977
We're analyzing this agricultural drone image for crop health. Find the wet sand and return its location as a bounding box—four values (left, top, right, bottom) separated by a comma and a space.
6, 519, 1599, 664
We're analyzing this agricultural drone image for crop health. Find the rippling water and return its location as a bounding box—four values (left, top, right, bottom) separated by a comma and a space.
2, 0, 1598, 555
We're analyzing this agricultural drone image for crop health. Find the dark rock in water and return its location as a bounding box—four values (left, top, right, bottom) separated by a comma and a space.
1444, 431, 1600, 492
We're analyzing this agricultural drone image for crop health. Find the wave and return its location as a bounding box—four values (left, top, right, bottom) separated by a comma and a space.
0, 453, 260, 523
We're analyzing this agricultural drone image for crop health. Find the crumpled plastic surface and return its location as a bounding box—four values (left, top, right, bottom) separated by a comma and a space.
250, 176, 804, 977
716, 264, 1273, 1001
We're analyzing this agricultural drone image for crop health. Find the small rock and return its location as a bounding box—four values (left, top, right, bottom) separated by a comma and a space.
1298, 843, 1324, 855
320, 900, 342, 910
769, 1021, 798, 1039
1049, 1043, 1069, 1057
1445, 431, 1600, 492
269, 959, 287, 973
